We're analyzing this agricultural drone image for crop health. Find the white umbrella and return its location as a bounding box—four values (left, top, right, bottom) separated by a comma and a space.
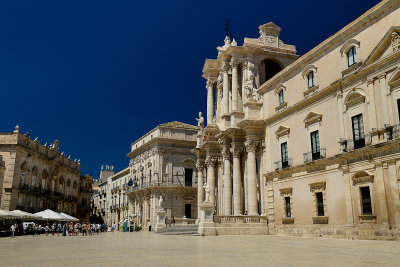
12, 210, 43, 220
34, 209, 69, 221
58, 212, 79, 222
0, 210, 21, 219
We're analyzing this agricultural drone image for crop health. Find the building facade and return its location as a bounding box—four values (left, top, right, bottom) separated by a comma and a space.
0, 125, 92, 220
126, 121, 198, 229
196, 0, 400, 239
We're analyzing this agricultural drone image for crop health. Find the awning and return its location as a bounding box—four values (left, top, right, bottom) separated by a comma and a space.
0, 210, 22, 219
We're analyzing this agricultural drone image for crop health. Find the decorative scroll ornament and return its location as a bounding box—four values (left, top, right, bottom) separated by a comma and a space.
196, 161, 205, 171
392, 32, 400, 53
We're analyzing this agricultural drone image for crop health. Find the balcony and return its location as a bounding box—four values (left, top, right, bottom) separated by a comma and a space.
125, 180, 196, 194
386, 124, 400, 140
80, 187, 92, 193
19, 183, 28, 191
340, 133, 372, 152
274, 159, 293, 170
303, 148, 326, 164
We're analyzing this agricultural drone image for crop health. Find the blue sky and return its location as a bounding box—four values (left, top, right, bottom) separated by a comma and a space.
0, 0, 380, 177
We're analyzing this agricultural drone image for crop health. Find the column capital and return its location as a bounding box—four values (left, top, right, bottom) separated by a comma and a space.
244, 140, 258, 153
206, 78, 216, 89
222, 60, 231, 72
230, 146, 243, 158
231, 58, 240, 68
221, 148, 231, 160
196, 161, 205, 171
378, 73, 387, 80
367, 78, 375, 85
205, 156, 218, 167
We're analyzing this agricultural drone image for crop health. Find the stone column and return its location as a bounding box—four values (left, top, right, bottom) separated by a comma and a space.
336, 92, 345, 140
231, 146, 242, 215
379, 74, 390, 126
196, 161, 205, 219
245, 140, 258, 216
222, 60, 230, 116
222, 148, 232, 215
388, 161, 400, 227
375, 162, 389, 225
231, 58, 239, 111
367, 79, 377, 130
205, 157, 216, 207
206, 79, 214, 125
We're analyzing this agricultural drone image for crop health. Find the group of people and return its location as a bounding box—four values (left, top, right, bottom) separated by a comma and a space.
12, 222, 107, 237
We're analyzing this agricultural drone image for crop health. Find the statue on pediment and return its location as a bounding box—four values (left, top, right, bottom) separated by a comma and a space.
392, 32, 400, 53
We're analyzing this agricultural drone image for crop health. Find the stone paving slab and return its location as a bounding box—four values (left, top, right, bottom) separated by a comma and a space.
0, 231, 399, 266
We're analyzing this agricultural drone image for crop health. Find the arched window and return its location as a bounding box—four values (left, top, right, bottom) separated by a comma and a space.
308, 71, 315, 88
259, 59, 283, 84
278, 90, 284, 105
347, 46, 357, 67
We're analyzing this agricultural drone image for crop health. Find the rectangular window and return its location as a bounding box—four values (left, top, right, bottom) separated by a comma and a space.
352, 114, 365, 149
284, 196, 291, 218
397, 99, 400, 123
360, 186, 372, 215
308, 71, 315, 88
316, 192, 324, 216
347, 47, 357, 67
310, 130, 320, 160
281, 142, 288, 168
279, 90, 284, 105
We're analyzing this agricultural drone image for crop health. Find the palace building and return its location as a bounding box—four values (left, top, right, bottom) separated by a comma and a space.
0, 125, 92, 220
195, 0, 400, 239
126, 121, 198, 229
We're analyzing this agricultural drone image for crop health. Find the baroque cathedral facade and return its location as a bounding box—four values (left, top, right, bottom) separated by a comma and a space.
194, 0, 400, 239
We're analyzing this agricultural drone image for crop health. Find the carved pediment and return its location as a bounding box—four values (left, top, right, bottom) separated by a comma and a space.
363, 26, 400, 67
275, 126, 290, 138
345, 91, 365, 108
304, 112, 322, 127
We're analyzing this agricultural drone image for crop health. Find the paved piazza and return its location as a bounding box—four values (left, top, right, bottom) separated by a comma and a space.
0, 232, 399, 266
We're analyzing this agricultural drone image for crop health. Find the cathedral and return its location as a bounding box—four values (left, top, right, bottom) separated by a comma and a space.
195, 0, 400, 239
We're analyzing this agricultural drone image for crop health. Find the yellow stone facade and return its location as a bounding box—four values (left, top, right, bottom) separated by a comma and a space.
0, 126, 92, 221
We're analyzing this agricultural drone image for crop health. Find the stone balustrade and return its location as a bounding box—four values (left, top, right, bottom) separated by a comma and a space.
213, 215, 268, 224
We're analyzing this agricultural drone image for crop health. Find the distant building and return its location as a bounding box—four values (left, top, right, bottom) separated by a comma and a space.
126, 121, 198, 229
0, 125, 92, 220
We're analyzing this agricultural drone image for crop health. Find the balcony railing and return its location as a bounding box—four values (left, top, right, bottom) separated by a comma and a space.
213, 215, 268, 224
125, 180, 195, 193
386, 124, 400, 140
303, 148, 326, 163
274, 159, 293, 170
340, 133, 372, 152
19, 183, 28, 191
80, 187, 92, 193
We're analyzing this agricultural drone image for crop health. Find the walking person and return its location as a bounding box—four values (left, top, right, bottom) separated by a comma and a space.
10, 223, 16, 238
82, 222, 86, 236
37, 224, 42, 236
45, 224, 49, 236
57, 222, 62, 236
51, 223, 55, 236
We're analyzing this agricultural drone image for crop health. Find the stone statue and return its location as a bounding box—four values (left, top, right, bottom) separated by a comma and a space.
158, 196, 164, 208
196, 112, 204, 148
203, 183, 211, 202
245, 72, 260, 101
196, 112, 204, 130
